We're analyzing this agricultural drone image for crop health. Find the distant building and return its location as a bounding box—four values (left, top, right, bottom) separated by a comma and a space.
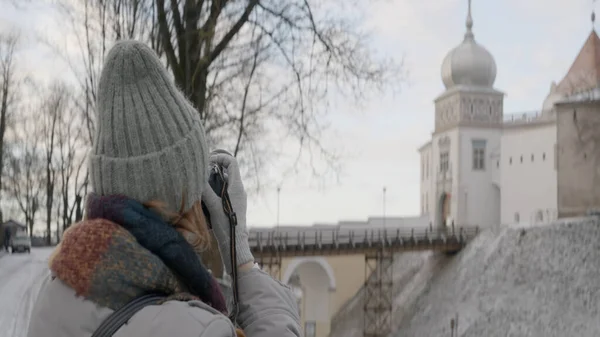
418, 2, 600, 226
0, 219, 27, 245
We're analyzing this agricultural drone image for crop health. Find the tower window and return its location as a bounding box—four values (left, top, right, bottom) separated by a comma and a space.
470, 104, 473, 114
531, 154, 534, 162
509, 157, 512, 165
472, 139, 486, 171
543, 152, 546, 161
440, 151, 449, 172
520, 155, 523, 163
514, 212, 520, 223
489, 106, 492, 115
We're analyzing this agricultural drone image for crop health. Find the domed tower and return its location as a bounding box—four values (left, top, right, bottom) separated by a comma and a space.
434, 0, 504, 132
429, 0, 503, 230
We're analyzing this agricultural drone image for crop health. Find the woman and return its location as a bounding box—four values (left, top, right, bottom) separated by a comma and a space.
27, 40, 301, 337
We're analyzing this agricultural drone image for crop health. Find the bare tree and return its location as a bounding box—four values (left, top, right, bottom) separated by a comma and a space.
4, 113, 44, 238
49, 0, 402, 181
39, 83, 70, 244
56, 87, 89, 232
42, 0, 402, 277
0, 32, 20, 225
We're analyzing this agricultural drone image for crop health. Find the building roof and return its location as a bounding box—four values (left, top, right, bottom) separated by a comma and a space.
417, 140, 432, 152
249, 215, 431, 232
2, 220, 26, 229
555, 30, 600, 95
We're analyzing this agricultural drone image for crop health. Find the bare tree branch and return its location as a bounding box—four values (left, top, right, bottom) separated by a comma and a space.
0, 31, 20, 224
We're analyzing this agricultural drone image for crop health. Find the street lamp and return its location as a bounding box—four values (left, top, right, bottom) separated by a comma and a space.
383, 186, 387, 228
277, 185, 282, 227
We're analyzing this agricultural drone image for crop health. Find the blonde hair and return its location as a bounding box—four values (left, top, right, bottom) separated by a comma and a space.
144, 199, 212, 252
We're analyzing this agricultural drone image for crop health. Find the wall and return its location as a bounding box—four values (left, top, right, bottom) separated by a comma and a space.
434, 89, 504, 132
419, 143, 432, 218
556, 102, 600, 217
275, 254, 367, 337
430, 129, 460, 228
500, 123, 557, 224
429, 87, 505, 228
457, 127, 502, 227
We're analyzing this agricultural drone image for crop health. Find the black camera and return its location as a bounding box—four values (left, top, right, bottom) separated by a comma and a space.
201, 149, 234, 228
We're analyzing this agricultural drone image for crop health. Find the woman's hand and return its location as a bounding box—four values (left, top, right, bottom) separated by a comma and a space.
202, 152, 254, 275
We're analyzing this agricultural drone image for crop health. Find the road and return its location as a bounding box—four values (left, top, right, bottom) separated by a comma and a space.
0, 248, 54, 337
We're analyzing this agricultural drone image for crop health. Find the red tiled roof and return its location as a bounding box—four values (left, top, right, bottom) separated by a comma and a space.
556, 30, 600, 95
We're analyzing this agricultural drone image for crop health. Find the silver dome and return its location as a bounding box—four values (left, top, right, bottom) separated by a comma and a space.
441, 0, 497, 89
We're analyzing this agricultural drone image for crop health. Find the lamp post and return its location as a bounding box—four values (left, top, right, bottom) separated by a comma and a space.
383, 186, 387, 228
277, 185, 282, 227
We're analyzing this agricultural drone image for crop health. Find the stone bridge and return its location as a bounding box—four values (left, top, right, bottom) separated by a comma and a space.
246, 217, 480, 337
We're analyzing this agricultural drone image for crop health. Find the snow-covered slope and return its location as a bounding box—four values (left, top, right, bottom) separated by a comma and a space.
329, 251, 450, 337
329, 217, 600, 337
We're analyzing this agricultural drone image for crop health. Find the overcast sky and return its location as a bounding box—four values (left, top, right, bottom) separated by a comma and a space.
1, 0, 597, 228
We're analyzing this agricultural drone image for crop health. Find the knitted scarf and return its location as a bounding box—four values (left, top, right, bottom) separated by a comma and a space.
49, 193, 228, 314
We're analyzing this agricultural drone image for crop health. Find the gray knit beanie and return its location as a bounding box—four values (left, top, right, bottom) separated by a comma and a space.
89, 40, 209, 213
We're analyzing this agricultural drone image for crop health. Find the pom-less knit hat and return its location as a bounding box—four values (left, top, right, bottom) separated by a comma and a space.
89, 40, 209, 213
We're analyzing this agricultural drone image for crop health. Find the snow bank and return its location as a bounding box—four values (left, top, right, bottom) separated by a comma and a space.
328, 217, 600, 337
395, 217, 600, 337
329, 251, 451, 337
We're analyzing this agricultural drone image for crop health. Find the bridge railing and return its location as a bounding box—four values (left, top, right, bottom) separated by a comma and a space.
248, 226, 480, 252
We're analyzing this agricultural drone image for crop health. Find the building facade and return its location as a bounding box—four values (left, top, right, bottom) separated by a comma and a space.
419, 2, 600, 227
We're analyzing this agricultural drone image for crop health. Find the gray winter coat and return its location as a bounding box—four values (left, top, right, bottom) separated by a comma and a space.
27, 266, 301, 337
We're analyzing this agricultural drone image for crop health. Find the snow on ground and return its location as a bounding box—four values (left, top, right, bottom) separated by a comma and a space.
0, 248, 54, 337
393, 217, 600, 337
329, 217, 600, 337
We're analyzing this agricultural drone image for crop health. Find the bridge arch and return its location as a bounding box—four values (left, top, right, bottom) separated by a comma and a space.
282, 256, 336, 291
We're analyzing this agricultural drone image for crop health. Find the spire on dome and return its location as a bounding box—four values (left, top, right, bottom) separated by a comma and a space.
465, 0, 474, 41
593, 0, 597, 30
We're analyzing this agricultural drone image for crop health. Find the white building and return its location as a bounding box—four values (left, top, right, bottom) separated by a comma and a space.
419, 1, 600, 227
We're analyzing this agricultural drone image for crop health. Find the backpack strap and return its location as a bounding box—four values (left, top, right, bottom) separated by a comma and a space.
91, 294, 165, 337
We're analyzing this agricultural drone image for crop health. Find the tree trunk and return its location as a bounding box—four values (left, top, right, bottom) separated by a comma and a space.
46, 167, 53, 245
75, 194, 83, 222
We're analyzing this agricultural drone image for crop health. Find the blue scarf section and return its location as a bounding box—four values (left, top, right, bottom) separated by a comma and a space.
85, 193, 227, 312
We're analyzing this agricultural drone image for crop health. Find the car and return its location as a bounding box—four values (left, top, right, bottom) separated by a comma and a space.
10, 235, 31, 253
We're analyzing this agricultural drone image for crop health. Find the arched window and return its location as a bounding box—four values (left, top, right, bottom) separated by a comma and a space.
536, 210, 544, 222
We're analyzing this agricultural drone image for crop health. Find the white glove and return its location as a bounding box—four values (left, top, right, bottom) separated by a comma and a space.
202, 152, 253, 274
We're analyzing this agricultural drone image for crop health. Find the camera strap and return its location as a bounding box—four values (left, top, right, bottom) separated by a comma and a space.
203, 163, 240, 324
215, 168, 240, 323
